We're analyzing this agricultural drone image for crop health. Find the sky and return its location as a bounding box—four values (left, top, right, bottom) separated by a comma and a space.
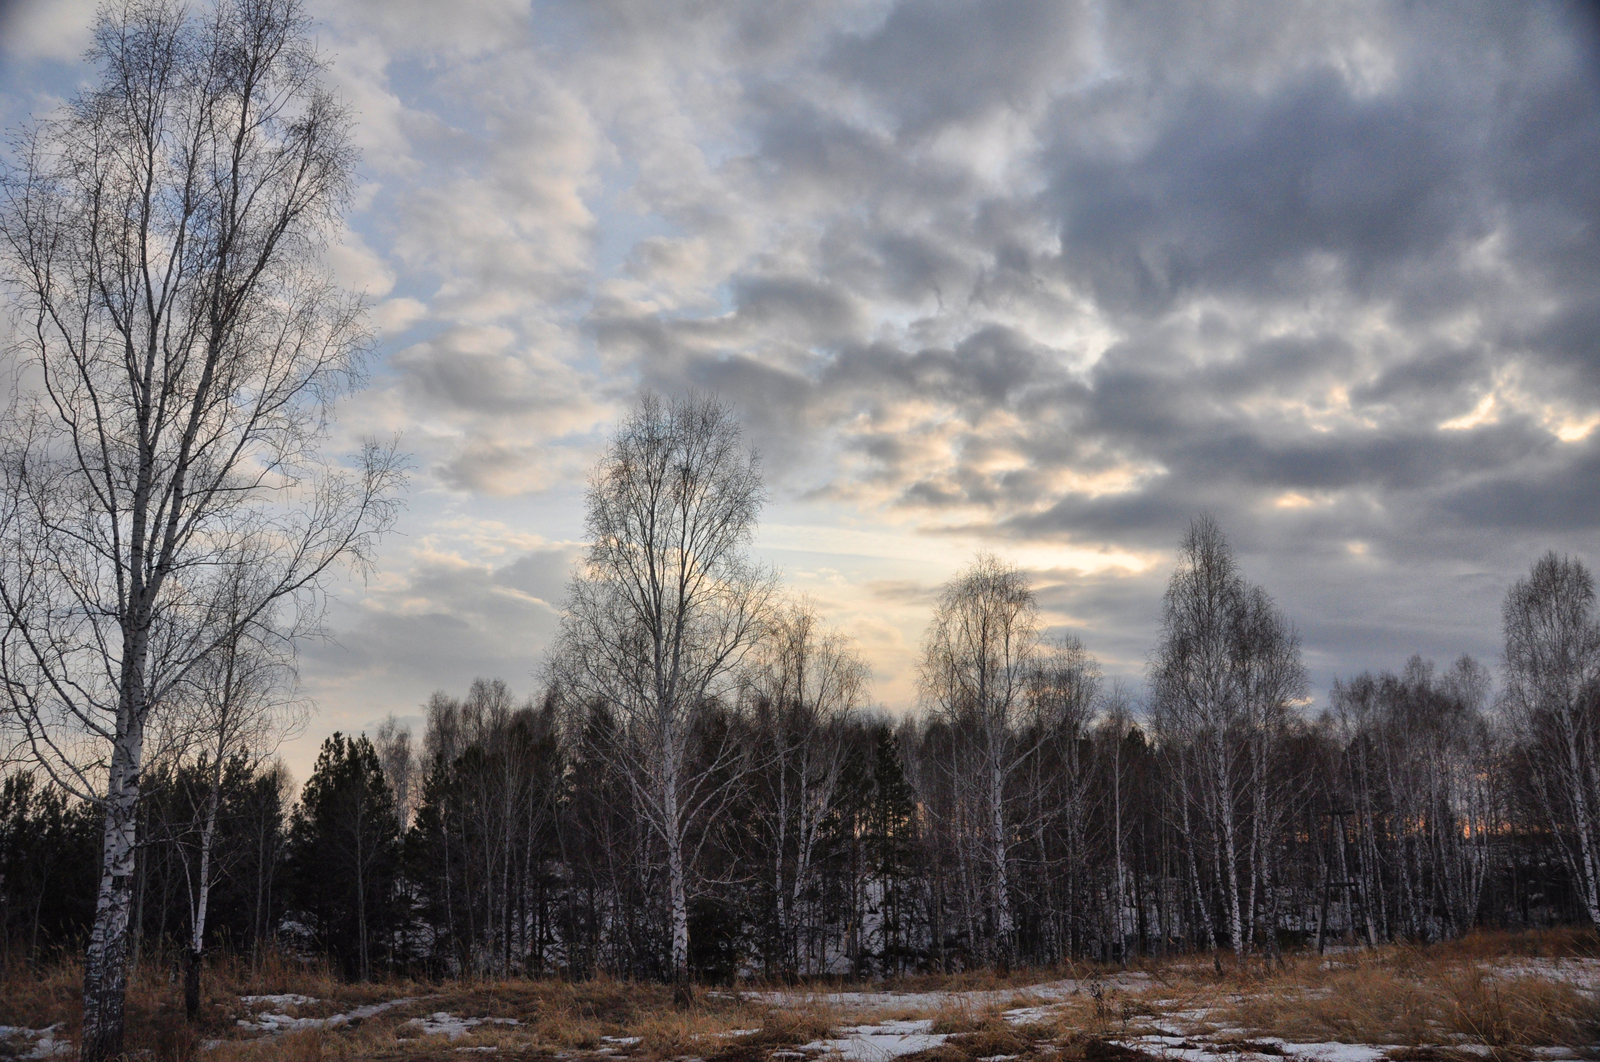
2, 0, 1599, 783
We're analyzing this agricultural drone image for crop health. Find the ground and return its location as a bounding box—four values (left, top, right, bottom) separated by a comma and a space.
1, 931, 1597, 1062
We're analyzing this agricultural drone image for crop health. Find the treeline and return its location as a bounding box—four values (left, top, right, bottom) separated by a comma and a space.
0, 758, 289, 971
4, 394, 1600, 988
1, 540, 1595, 983
268, 533, 1600, 979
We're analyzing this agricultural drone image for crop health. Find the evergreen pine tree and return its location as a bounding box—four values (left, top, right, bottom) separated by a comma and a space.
865, 727, 921, 975
286, 734, 402, 979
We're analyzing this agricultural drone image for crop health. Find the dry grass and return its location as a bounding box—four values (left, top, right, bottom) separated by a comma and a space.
201, 973, 833, 1062
1428, 926, 1600, 962
0, 952, 82, 1028
4, 930, 1600, 1061
928, 997, 1014, 1033
1201, 941, 1600, 1048
873, 965, 1079, 995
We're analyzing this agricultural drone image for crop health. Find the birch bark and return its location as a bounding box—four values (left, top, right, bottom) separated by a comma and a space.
0, 4, 399, 1054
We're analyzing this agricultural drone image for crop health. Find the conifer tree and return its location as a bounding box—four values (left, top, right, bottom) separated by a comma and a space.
286, 734, 402, 979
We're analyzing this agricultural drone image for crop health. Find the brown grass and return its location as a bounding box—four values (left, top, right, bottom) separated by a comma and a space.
1203, 942, 1600, 1049
4, 930, 1600, 1061
929, 997, 1013, 1033
0, 953, 81, 1028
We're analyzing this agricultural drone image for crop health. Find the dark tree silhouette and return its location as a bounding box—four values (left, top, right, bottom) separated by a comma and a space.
286, 734, 402, 980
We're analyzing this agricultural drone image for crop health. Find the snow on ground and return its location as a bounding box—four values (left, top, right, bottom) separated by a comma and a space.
801, 1018, 950, 1061
1487, 958, 1600, 991
236, 996, 418, 1034
403, 1012, 522, 1041
1231, 1041, 1393, 1062
0, 1024, 69, 1059
240, 993, 319, 1007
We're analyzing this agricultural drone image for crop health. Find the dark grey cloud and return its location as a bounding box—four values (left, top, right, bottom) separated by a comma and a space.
827, 0, 1093, 138
1442, 439, 1600, 531
307, 545, 576, 696
731, 276, 863, 344
1044, 78, 1480, 314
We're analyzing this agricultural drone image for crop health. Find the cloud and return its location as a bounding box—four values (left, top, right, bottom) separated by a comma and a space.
0, 0, 98, 62
827, 0, 1095, 138
9, 0, 1598, 774
297, 540, 582, 760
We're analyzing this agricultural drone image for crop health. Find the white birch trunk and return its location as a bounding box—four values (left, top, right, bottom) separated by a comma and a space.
665, 760, 690, 987
1563, 730, 1600, 923
989, 750, 1013, 967
184, 756, 225, 1019
1213, 729, 1244, 955
81, 706, 145, 1062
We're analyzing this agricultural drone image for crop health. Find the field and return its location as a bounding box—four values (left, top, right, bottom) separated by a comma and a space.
2, 932, 1598, 1062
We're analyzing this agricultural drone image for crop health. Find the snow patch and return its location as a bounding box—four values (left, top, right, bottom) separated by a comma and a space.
1488, 958, 1600, 991
802, 1018, 950, 1061
1111, 1036, 1400, 1062
1278, 1043, 1395, 1062
237, 996, 418, 1034
241, 993, 319, 1007
0, 1023, 70, 1059
406, 1012, 522, 1041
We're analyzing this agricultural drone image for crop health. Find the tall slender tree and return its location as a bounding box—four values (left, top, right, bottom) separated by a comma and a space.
178, 569, 304, 1019
552, 392, 774, 996
1502, 552, 1600, 924
744, 598, 867, 975
1149, 516, 1304, 960
919, 553, 1041, 970
0, 0, 400, 1053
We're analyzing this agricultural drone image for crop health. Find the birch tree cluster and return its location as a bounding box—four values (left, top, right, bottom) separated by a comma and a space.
10, 396, 1600, 991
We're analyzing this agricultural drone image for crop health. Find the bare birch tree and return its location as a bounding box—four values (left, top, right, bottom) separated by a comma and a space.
919, 553, 1040, 970
552, 392, 774, 996
1502, 552, 1600, 924
744, 597, 867, 975
1150, 515, 1303, 960
0, 1, 400, 1055
1094, 685, 1138, 961
177, 565, 305, 1019
1018, 635, 1100, 962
